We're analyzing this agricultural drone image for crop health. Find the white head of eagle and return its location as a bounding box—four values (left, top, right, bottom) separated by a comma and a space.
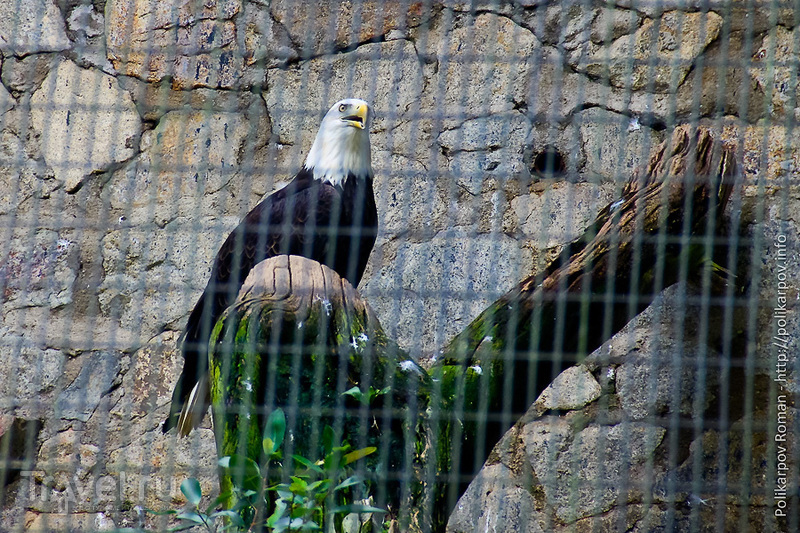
304, 98, 373, 187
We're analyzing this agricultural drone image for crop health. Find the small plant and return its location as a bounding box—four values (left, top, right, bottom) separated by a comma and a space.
148, 478, 246, 532
147, 409, 386, 533
266, 426, 384, 532
342, 386, 391, 406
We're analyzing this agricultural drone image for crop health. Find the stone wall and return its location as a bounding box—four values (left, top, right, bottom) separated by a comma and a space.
0, 0, 796, 531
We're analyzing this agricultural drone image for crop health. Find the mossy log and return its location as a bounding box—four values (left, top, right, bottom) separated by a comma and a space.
206, 255, 430, 528
429, 125, 738, 512
442, 125, 735, 368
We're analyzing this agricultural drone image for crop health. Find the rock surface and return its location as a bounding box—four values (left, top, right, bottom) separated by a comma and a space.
533, 366, 601, 412
0, 0, 70, 56
30, 60, 142, 192
106, 0, 242, 89
265, 39, 424, 148
574, 11, 724, 92
448, 280, 791, 531
270, 0, 430, 59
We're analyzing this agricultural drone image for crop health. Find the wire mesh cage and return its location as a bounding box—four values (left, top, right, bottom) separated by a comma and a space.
0, 0, 798, 532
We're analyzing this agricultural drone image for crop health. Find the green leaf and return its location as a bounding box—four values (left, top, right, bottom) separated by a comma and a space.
175, 511, 207, 524
343, 446, 376, 465
292, 454, 324, 474
329, 503, 388, 515
289, 475, 310, 495
269, 524, 287, 533
218, 455, 262, 493
270, 516, 321, 532
333, 475, 363, 492
342, 386, 363, 401
366, 386, 391, 404
204, 490, 232, 515
263, 437, 276, 456
210, 509, 246, 526
264, 409, 286, 454
305, 479, 329, 492
145, 509, 178, 516
323, 451, 344, 472
167, 525, 199, 532
180, 478, 203, 507
289, 501, 312, 519
269, 483, 293, 498
321, 425, 335, 456
266, 499, 289, 526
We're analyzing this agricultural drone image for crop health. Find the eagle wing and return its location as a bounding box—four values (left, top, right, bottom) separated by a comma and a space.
164, 172, 344, 434
209, 174, 340, 312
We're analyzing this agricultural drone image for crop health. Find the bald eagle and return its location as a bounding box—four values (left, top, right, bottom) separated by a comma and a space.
164, 99, 378, 435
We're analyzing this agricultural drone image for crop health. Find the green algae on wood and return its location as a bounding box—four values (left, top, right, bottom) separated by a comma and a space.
206, 255, 430, 528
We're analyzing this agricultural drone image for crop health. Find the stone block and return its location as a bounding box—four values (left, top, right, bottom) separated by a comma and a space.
30, 60, 142, 192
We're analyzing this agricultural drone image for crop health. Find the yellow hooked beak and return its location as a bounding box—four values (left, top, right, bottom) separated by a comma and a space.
341, 102, 368, 130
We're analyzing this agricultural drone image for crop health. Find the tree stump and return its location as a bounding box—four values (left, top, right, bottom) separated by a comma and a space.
206, 255, 429, 527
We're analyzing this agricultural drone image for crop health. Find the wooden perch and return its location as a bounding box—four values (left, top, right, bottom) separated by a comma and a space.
206, 255, 429, 527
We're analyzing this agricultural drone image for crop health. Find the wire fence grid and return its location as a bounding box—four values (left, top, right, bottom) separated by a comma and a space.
0, 0, 798, 532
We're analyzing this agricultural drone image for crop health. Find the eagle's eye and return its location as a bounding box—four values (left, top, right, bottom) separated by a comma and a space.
339, 103, 347, 113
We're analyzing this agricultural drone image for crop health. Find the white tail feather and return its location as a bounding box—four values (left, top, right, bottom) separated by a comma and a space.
176, 376, 209, 437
